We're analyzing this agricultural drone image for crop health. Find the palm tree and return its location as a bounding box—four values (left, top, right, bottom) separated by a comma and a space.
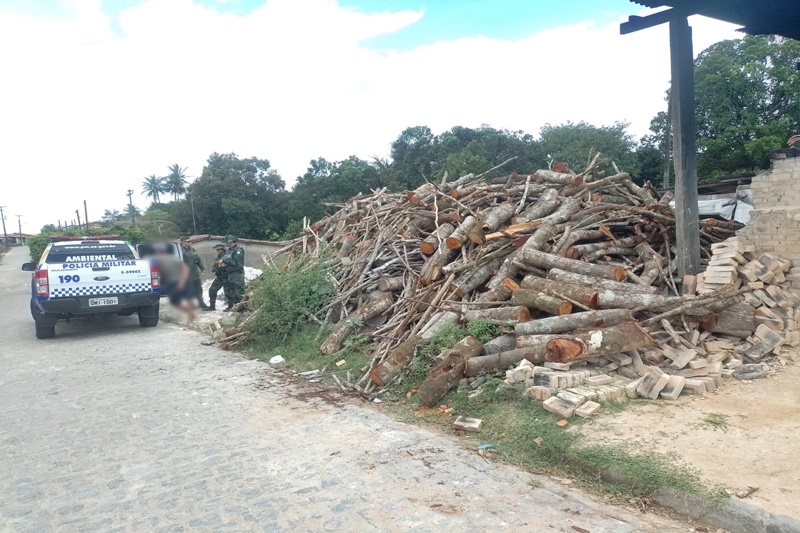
165, 164, 188, 201
142, 175, 166, 204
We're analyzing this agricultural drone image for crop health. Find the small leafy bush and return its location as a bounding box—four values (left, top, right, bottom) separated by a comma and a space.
247, 257, 335, 343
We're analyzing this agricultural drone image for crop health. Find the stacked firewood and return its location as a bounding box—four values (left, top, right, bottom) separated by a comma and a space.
266, 156, 796, 406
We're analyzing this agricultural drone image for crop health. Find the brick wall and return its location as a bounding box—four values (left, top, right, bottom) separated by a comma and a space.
739, 155, 800, 262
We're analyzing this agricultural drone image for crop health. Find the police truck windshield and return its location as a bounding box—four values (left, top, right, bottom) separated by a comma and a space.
45, 244, 136, 264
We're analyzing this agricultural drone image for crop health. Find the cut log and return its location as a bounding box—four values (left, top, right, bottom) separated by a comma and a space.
419, 311, 460, 342
519, 275, 599, 310
482, 334, 517, 355
338, 235, 356, 259
514, 309, 633, 335
464, 305, 531, 325
514, 188, 560, 224
418, 336, 484, 406
511, 289, 572, 316
420, 243, 457, 285
452, 259, 501, 298
320, 293, 394, 355
566, 235, 643, 260
519, 223, 564, 253
377, 276, 405, 292
445, 216, 478, 250
517, 248, 627, 281
480, 203, 516, 232
407, 183, 436, 206
554, 230, 605, 257
420, 223, 455, 255
465, 346, 548, 377
480, 251, 519, 301
546, 268, 659, 295
534, 169, 585, 186
541, 197, 582, 225
369, 337, 419, 386
543, 321, 655, 364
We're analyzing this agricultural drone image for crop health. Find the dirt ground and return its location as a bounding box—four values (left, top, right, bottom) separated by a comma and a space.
577, 360, 800, 518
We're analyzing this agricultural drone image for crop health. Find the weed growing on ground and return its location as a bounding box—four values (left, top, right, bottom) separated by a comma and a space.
247, 255, 335, 344
390, 379, 728, 505
698, 412, 729, 432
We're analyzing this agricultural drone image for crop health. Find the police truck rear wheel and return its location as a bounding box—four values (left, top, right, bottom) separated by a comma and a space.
138, 303, 160, 328
35, 324, 55, 339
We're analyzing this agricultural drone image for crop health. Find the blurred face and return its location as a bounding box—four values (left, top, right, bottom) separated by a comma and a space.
226, 241, 236, 248
180, 241, 189, 249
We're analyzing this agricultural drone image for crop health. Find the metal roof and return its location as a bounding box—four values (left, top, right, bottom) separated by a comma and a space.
630, 1, 800, 40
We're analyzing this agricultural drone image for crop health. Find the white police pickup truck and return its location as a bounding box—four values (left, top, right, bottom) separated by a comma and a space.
22, 239, 163, 339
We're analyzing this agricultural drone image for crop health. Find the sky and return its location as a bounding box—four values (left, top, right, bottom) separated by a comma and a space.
0, 0, 741, 233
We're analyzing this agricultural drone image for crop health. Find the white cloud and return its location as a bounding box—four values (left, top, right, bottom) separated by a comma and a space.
0, 0, 739, 232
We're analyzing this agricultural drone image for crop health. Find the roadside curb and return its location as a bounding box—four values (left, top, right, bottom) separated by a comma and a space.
601, 469, 800, 533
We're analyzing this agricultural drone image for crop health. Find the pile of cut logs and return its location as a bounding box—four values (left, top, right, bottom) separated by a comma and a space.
266, 157, 797, 410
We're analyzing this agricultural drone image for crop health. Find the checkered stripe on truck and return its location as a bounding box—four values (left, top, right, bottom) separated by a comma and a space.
50, 283, 152, 298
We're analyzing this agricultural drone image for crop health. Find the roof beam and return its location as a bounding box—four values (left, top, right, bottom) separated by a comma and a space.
620, 7, 696, 35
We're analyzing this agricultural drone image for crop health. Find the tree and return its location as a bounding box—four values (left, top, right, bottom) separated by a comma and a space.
141, 175, 166, 204
165, 164, 188, 201
646, 35, 800, 183
187, 153, 286, 238
693, 35, 800, 180
125, 204, 141, 217
102, 209, 121, 223
539, 121, 639, 177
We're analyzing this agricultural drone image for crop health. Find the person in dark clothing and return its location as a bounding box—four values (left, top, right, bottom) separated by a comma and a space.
204, 243, 227, 311
220, 235, 245, 311
180, 236, 209, 309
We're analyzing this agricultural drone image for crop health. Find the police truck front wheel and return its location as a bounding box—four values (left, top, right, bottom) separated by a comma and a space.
138, 303, 160, 328
35, 324, 56, 339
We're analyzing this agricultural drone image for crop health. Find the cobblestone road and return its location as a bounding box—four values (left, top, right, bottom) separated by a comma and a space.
0, 247, 690, 532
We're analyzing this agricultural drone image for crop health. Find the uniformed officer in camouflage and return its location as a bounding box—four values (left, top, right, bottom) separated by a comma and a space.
180, 236, 209, 309
204, 243, 227, 311
220, 235, 245, 311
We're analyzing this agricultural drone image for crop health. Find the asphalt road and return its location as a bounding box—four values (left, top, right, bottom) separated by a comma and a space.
0, 246, 690, 532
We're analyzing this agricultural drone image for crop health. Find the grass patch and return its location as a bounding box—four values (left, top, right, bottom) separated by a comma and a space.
698, 412, 729, 432
249, 323, 371, 376
386, 378, 727, 505
242, 266, 724, 506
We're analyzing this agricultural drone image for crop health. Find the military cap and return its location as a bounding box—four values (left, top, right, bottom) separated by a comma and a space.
223, 234, 238, 243
213, 244, 226, 250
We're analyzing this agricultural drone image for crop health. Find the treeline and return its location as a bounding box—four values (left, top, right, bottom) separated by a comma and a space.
137, 120, 654, 240
41, 35, 799, 242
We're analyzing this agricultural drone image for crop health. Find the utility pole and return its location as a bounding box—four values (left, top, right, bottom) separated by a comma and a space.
0, 206, 7, 245
76, 209, 82, 233
126, 189, 136, 226
15, 215, 23, 244
84, 200, 89, 232
189, 193, 198, 235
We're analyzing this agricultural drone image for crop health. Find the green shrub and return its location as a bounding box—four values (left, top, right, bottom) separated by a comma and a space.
465, 320, 502, 343
246, 257, 335, 343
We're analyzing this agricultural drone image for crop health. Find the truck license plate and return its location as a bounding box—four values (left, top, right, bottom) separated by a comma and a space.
89, 297, 118, 307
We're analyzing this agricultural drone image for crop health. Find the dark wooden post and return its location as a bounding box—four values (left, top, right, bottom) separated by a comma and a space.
669, 17, 701, 276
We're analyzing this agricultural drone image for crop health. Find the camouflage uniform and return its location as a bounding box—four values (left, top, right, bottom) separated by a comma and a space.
207, 244, 227, 311
181, 242, 207, 308
221, 235, 245, 308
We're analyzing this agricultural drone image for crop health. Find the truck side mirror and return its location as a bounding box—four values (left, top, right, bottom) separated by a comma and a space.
21, 262, 36, 271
